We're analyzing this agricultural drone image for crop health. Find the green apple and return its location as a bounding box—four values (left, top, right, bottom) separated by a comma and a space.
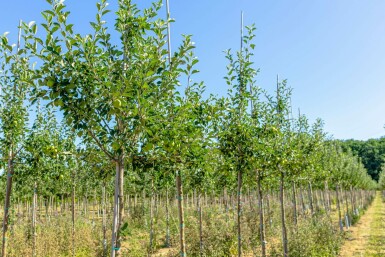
112, 141, 120, 150
113, 99, 122, 108
47, 79, 55, 87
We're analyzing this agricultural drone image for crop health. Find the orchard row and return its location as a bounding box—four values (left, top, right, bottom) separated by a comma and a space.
0, 0, 376, 256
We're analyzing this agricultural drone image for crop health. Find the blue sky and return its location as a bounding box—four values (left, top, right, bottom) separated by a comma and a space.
2, 0, 385, 140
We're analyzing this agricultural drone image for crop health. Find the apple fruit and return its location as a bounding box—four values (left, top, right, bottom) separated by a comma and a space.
113, 99, 122, 108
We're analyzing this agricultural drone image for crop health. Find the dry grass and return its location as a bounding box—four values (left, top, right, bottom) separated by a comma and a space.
339, 191, 385, 257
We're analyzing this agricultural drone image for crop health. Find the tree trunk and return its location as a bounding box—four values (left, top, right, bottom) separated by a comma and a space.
266, 193, 272, 228
102, 184, 107, 257
299, 186, 305, 215
176, 170, 186, 256
308, 182, 314, 216
2, 151, 14, 257
198, 192, 203, 256
72, 168, 76, 257
324, 181, 330, 213
344, 188, 350, 229
257, 173, 266, 257
165, 187, 170, 248
111, 158, 125, 257
292, 182, 297, 227
149, 178, 154, 256
280, 172, 288, 257
336, 186, 343, 232
350, 186, 355, 216
32, 182, 37, 257
237, 169, 243, 257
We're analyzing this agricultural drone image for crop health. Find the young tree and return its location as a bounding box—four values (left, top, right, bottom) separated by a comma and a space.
0, 26, 32, 257
26, 1, 194, 255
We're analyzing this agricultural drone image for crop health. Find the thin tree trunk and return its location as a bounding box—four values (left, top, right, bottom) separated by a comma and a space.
176, 170, 186, 256
299, 186, 305, 215
2, 151, 14, 257
325, 181, 330, 213
102, 184, 107, 257
198, 192, 203, 256
336, 186, 343, 232
280, 172, 288, 257
149, 178, 154, 256
308, 182, 314, 216
266, 193, 272, 228
292, 182, 297, 227
111, 158, 124, 257
165, 187, 170, 248
32, 182, 37, 257
257, 173, 266, 257
237, 169, 243, 257
344, 188, 350, 229
72, 168, 76, 257
350, 186, 355, 215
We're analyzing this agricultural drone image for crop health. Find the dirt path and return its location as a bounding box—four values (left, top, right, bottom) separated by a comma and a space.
339, 191, 385, 257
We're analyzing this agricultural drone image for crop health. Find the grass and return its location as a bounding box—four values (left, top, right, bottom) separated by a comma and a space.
0, 190, 375, 256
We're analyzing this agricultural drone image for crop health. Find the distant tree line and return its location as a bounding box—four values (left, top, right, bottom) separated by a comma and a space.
339, 137, 385, 181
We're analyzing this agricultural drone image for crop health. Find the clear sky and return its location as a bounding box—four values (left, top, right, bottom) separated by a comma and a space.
2, 0, 385, 140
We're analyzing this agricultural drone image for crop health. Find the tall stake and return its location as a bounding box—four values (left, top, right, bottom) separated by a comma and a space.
236, 12, 244, 257
277, 75, 288, 257
166, 0, 172, 63
165, 1, 186, 255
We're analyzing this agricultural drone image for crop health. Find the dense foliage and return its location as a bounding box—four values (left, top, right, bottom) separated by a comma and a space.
339, 137, 385, 181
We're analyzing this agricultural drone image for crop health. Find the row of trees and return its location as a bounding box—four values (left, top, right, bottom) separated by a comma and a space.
339, 137, 385, 181
0, 0, 376, 256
